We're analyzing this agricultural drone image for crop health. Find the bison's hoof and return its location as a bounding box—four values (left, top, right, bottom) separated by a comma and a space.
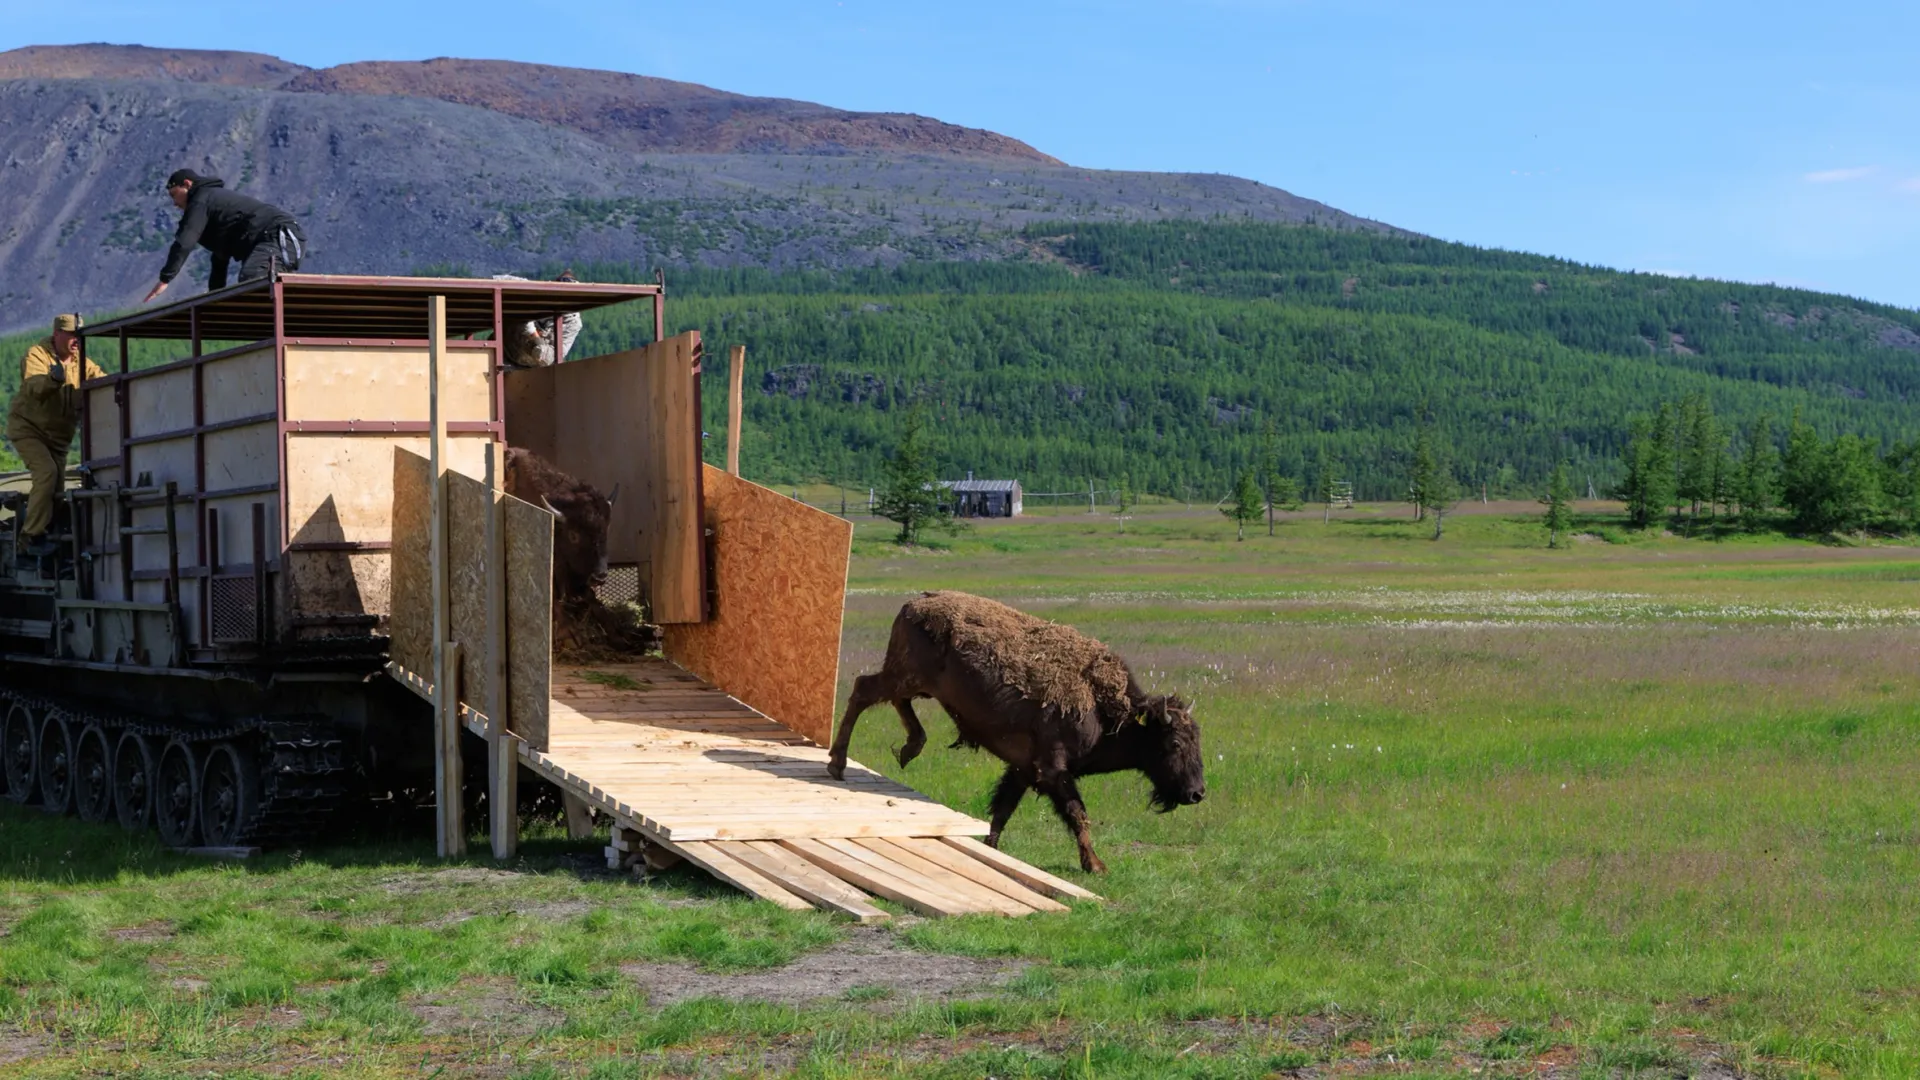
826, 758, 847, 781
1081, 855, 1108, 875
893, 743, 922, 768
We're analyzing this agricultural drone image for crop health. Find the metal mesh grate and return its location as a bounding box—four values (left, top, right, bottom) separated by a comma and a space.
595, 565, 641, 609
209, 575, 258, 642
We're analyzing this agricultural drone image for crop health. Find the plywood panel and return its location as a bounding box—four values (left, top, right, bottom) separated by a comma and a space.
504, 494, 553, 750
201, 348, 276, 424
85, 387, 119, 460
126, 368, 195, 437
447, 469, 498, 723
389, 448, 432, 677
502, 334, 705, 619
661, 466, 852, 746
289, 551, 386, 630
288, 434, 487, 545
284, 345, 492, 422
637, 333, 705, 622
126, 436, 195, 489
203, 423, 276, 490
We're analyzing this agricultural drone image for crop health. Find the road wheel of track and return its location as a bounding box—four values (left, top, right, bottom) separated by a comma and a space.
154, 739, 200, 848
37, 713, 74, 815
113, 732, 156, 832
2, 702, 36, 805
73, 724, 115, 824
199, 742, 260, 848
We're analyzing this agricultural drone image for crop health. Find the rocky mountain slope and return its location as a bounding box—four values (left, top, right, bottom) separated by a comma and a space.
0, 45, 1395, 330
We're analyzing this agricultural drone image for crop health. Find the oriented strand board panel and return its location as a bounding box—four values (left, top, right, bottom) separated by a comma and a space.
203, 422, 277, 490
288, 434, 488, 544
388, 448, 432, 677
84, 386, 119, 460
504, 494, 553, 750
503, 333, 705, 621
284, 345, 493, 422
126, 367, 195, 437
661, 466, 852, 746
201, 348, 275, 424
288, 551, 385, 632
447, 469, 499, 723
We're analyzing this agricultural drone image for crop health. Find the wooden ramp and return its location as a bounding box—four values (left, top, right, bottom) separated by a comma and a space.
508, 659, 1098, 920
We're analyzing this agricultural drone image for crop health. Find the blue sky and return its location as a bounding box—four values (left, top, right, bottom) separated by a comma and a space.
6, 1, 1918, 307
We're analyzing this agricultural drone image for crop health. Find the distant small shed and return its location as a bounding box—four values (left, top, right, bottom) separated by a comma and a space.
943, 478, 1023, 518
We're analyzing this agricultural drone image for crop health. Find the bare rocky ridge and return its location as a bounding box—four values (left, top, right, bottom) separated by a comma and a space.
283, 58, 1063, 162
0, 43, 1398, 331
0, 43, 308, 87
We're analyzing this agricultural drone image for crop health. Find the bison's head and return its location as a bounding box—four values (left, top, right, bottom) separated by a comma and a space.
543, 485, 615, 600
1137, 694, 1205, 812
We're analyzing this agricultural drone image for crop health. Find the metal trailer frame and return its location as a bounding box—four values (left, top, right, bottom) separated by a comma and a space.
71, 272, 665, 667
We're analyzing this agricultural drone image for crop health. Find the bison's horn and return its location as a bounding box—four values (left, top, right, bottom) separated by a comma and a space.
538, 494, 564, 519
606, 482, 621, 507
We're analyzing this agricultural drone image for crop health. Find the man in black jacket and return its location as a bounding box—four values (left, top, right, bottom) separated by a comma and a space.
142, 170, 306, 302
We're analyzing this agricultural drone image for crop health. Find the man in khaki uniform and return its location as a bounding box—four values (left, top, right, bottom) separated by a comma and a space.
7, 314, 106, 554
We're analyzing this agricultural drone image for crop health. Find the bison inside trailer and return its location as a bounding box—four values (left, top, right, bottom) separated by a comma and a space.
0, 273, 666, 847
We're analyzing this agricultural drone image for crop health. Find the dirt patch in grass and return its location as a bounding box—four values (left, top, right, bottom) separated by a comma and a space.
108, 922, 173, 943
0, 1026, 47, 1068
409, 978, 563, 1039
379, 867, 531, 894
624, 926, 1022, 1007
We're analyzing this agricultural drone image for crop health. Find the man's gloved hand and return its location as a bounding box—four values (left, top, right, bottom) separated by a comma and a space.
45, 361, 65, 386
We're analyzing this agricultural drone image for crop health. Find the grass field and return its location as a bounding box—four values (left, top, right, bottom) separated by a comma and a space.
6, 502, 1920, 1078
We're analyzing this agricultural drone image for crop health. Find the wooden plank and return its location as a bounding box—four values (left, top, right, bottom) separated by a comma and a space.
428, 295, 464, 859
284, 344, 491, 422
779, 838, 974, 918
484, 445, 517, 861
728, 840, 891, 923
851, 838, 1032, 916
660, 466, 852, 746
672, 840, 812, 911
639, 333, 706, 622
727, 343, 743, 477
889, 837, 1069, 913
503, 494, 553, 751
940, 836, 1102, 902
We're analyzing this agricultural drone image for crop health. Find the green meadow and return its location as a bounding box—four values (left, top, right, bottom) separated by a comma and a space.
5, 503, 1920, 1077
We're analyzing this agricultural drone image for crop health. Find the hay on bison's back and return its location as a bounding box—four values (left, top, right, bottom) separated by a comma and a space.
904, 591, 1134, 726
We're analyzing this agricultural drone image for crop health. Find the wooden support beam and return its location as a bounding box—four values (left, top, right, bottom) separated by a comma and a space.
484, 442, 517, 860
727, 344, 744, 477
428, 294, 464, 858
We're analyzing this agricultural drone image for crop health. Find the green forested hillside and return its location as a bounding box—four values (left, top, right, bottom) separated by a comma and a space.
565, 222, 1920, 499
6, 221, 1916, 498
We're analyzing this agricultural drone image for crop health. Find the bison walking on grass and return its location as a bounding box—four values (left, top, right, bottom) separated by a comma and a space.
829, 591, 1204, 873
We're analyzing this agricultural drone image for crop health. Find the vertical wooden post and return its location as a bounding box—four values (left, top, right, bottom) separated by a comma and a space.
428, 295, 465, 857
727, 344, 744, 477
483, 441, 518, 860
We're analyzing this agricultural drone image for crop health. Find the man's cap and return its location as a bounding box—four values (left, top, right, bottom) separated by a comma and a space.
165, 169, 205, 190
51, 314, 81, 333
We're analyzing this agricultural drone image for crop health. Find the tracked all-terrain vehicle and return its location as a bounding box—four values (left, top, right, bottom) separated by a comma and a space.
0, 274, 664, 847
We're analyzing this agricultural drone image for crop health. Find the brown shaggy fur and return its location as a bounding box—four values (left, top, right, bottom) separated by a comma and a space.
905, 591, 1136, 731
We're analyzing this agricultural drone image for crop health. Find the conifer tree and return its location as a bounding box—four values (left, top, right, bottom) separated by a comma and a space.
1542, 461, 1575, 548
1736, 415, 1779, 527
1318, 466, 1338, 524
1258, 417, 1282, 536
1221, 469, 1263, 541
875, 404, 947, 544
1427, 459, 1460, 540
1407, 426, 1439, 521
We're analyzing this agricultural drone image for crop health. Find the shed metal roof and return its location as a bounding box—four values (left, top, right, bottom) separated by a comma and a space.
80, 273, 661, 343
944, 479, 1021, 493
